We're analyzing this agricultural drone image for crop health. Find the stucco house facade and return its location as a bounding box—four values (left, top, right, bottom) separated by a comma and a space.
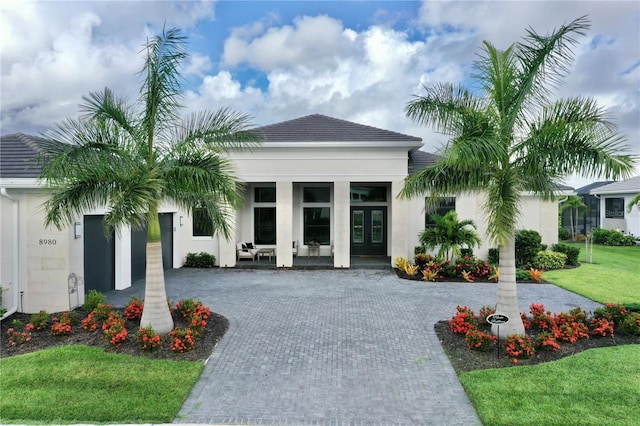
1, 114, 564, 316
590, 176, 640, 237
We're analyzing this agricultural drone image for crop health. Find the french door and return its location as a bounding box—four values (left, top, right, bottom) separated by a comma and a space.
350, 207, 387, 256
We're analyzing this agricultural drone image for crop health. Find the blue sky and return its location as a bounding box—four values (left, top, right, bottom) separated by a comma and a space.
1, 1, 638, 187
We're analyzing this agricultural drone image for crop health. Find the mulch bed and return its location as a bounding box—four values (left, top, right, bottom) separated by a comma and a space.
1, 308, 229, 362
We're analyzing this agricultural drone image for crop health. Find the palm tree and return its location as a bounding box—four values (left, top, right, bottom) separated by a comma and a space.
399, 16, 635, 337
627, 194, 640, 213
559, 195, 588, 241
419, 210, 481, 261
38, 28, 259, 334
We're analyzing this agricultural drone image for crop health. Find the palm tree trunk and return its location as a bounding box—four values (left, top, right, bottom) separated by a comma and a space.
570, 209, 576, 241
492, 234, 525, 337
139, 206, 174, 334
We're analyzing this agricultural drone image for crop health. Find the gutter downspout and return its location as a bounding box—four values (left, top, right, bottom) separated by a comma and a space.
0, 188, 19, 320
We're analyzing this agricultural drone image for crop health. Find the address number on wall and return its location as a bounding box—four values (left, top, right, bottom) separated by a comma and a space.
39, 239, 57, 245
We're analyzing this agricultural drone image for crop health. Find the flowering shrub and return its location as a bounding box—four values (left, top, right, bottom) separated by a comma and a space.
619, 313, 640, 335
414, 253, 434, 269
503, 334, 535, 359
29, 310, 50, 331
102, 311, 128, 348
536, 331, 560, 351
465, 330, 496, 351
175, 299, 211, 322
135, 326, 162, 351
520, 312, 532, 330
93, 303, 115, 321
478, 305, 496, 325
51, 312, 76, 336
449, 306, 477, 334
593, 304, 628, 325
529, 303, 546, 318
188, 314, 207, 337
82, 311, 99, 332
590, 317, 614, 337
124, 297, 144, 320
444, 257, 492, 279
528, 268, 543, 282
169, 327, 196, 353
555, 322, 589, 343
6, 321, 33, 346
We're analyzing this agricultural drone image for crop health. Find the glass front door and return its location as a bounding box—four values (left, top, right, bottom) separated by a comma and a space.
350, 207, 387, 256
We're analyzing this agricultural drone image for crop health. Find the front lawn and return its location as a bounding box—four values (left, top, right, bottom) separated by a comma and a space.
460, 345, 640, 426
0, 345, 203, 424
543, 243, 640, 306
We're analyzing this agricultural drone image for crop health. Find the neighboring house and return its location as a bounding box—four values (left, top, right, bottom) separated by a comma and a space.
590, 176, 640, 237
1, 114, 565, 315
560, 181, 613, 236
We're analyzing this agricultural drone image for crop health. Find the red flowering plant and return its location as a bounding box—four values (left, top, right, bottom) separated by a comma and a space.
102, 311, 128, 348
93, 303, 115, 321
503, 334, 535, 360
478, 305, 496, 325
29, 310, 50, 331
619, 313, 640, 335
593, 303, 628, 325
519, 312, 532, 330
51, 312, 76, 336
169, 327, 196, 353
529, 303, 546, 318
124, 297, 144, 320
590, 317, 615, 337
449, 306, 478, 334
536, 331, 561, 351
6, 320, 32, 346
555, 322, 589, 343
465, 330, 497, 352
82, 311, 99, 332
135, 326, 162, 352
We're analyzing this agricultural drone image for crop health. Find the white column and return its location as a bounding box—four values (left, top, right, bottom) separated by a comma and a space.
276, 181, 293, 267
333, 181, 350, 268
114, 227, 131, 290
218, 207, 237, 268
391, 180, 409, 266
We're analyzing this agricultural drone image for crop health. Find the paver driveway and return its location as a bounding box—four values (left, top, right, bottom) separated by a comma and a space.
106, 268, 601, 425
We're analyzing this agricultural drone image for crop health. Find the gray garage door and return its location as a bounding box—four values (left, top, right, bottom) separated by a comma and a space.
84, 215, 115, 294
131, 213, 174, 282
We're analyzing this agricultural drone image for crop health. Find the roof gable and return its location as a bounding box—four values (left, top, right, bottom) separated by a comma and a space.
252, 114, 422, 143
590, 176, 640, 195
0, 133, 43, 178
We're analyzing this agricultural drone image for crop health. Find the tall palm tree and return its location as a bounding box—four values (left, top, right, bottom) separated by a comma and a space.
400, 16, 635, 336
38, 28, 259, 334
559, 195, 588, 240
419, 210, 481, 261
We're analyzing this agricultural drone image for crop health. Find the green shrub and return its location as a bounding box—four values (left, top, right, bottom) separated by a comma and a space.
515, 268, 530, 282
414, 245, 426, 255
29, 310, 50, 330
460, 248, 474, 258
488, 248, 500, 265
619, 313, 640, 335
558, 226, 571, 241
83, 289, 106, 312
515, 230, 543, 268
551, 243, 580, 266
591, 228, 635, 246
414, 253, 433, 269
532, 251, 567, 270
184, 252, 216, 268
0, 289, 7, 318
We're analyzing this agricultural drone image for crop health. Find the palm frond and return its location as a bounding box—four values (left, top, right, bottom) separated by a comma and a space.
483, 167, 522, 245
172, 108, 262, 153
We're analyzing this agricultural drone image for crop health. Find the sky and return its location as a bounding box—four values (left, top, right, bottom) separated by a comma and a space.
1, 0, 639, 188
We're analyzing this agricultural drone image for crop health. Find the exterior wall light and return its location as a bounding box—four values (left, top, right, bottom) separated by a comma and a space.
74, 222, 82, 239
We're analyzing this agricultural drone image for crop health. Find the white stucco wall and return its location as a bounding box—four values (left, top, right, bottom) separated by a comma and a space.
599, 194, 640, 237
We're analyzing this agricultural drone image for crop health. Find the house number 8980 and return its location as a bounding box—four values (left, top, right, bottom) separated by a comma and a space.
39, 239, 57, 245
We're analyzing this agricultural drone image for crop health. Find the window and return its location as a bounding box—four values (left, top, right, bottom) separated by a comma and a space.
304, 207, 330, 244
303, 186, 331, 245
192, 208, 213, 237
350, 186, 387, 202
425, 197, 455, 227
254, 186, 276, 244
605, 198, 625, 219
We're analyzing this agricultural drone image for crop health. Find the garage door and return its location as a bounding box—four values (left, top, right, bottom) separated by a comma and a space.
84, 215, 115, 293
131, 213, 174, 282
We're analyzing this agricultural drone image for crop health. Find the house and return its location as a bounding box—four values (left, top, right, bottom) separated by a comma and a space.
590, 176, 640, 237
560, 181, 613, 237
1, 114, 564, 315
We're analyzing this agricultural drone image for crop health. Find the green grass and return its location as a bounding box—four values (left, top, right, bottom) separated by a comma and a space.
0, 345, 203, 424
543, 243, 640, 306
461, 345, 640, 426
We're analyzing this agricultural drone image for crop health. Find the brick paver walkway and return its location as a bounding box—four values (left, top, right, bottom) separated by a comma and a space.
106, 268, 601, 425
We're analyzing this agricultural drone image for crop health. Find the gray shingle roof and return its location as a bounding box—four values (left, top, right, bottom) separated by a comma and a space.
575, 181, 614, 195
252, 114, 422, 143
0, 133, 43, 178
590, 176, 640, 195
408, 149, 439, 173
